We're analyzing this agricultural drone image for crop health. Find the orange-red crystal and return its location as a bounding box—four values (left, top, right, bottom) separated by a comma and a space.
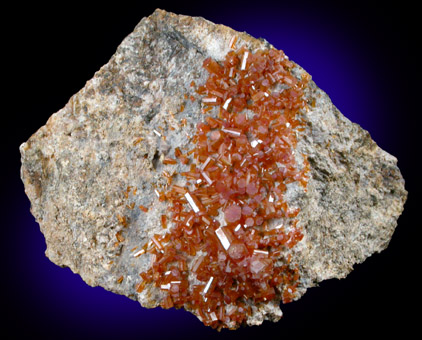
137, 44, 310, 330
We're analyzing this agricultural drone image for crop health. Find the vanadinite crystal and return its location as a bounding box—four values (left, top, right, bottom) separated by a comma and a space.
136, 44, 311, 330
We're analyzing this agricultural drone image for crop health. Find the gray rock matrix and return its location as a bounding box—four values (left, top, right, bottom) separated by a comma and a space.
20, 9, 407, 327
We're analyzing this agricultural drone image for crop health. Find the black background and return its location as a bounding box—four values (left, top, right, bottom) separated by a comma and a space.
4, 1, 418, 339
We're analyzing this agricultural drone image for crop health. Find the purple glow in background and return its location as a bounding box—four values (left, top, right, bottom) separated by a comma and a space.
6, 2, 414, 339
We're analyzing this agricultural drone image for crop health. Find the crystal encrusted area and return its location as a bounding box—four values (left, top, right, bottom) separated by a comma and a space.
136, 42, 310, 330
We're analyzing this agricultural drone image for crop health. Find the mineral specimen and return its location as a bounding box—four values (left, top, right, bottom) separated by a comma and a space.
20, 9, 407, 330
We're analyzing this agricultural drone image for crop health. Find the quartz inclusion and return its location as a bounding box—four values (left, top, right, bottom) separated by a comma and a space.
20, 9, 407, 329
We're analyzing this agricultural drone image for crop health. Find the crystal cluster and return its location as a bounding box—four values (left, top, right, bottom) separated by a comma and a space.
136, 43, 311, 329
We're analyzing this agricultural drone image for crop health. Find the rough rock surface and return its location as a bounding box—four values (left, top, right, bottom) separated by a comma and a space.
20, 9, 407, 327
